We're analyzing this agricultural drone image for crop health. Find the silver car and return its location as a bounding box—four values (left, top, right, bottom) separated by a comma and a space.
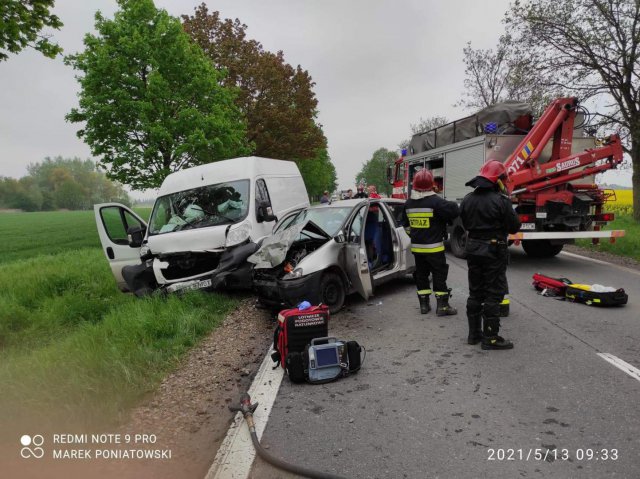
249, 198, 415, 313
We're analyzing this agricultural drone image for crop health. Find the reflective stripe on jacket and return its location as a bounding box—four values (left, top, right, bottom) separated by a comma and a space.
401, 194, 460, 254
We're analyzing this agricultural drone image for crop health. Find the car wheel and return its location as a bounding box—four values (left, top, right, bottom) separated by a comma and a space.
320, 272, 346, 315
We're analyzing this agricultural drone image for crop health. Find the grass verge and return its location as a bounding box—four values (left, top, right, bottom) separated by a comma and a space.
576, 214, 640, 262
0, 247, 238, 433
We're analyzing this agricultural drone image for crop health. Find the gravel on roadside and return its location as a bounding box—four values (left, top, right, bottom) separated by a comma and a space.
111, 297, 275, 479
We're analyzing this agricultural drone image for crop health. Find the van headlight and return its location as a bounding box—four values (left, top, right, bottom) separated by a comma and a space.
283, 268, 303, 280
225, 221, 252, 247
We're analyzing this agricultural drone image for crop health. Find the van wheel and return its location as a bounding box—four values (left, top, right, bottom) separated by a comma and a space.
522, 240, 564, 258
450, 226, 467, 259
320, 273, 345, 314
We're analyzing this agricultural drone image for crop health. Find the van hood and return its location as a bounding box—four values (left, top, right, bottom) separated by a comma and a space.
248, 220, 330, 268
146, 226, 229, 253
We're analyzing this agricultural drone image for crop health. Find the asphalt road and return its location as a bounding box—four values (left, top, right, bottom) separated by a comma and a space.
250, 248, 640, 479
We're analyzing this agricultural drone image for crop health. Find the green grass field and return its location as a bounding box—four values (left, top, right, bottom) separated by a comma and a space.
576, 213, 640, 262
0, 208, 237, 433
0, 208, 151, 264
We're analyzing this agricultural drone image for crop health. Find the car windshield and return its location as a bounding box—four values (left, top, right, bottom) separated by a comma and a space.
149, 180, 250, 235
278, 207, 352, 237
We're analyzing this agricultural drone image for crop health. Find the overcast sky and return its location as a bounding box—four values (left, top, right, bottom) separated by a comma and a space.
0, 0, 631, 195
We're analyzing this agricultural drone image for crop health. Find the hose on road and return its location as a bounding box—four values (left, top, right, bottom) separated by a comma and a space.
230, 393, 347, 479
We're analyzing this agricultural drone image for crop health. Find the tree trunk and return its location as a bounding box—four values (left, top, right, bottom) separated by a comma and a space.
632, 132, 640, 222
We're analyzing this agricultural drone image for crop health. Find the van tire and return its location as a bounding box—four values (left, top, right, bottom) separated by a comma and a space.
450, 226, 467, 259
320, 272, 345, 314
521, 240, 564, 258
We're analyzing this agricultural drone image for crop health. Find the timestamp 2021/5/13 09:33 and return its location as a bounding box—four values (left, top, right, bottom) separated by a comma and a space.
487, 448, 619, 462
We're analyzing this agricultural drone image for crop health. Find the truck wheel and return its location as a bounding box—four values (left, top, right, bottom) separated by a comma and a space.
521, 240, 564, 258
320, 272, 346, 314
450, 226, 467, 259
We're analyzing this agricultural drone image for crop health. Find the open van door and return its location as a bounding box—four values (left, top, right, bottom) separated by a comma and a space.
344, 204, 373, 300
94, 203, 148, 291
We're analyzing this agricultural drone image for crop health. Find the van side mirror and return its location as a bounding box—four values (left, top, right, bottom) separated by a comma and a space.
335, 230, 346, 243
127, 225, 146, 248
257, 202, 277, 223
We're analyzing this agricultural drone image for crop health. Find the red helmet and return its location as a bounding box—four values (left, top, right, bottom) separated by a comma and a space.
412, 169, 434, 192
478, 160, 507, 183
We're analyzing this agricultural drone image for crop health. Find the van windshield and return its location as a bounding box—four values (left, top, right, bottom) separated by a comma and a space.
149, 180, 250, 235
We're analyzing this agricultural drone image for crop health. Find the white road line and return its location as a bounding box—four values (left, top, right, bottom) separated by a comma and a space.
205, 347, 284, 479
597, 353, 640, 383
560, 251, 640, 276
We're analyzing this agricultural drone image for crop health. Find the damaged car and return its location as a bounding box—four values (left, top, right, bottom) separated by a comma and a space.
249, 198, 415, 313
95, 157, 309, 296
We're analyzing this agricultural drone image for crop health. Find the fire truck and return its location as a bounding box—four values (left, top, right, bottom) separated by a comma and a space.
388, 97, 625, 258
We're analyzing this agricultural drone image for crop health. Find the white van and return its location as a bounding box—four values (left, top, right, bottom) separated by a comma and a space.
95, 157, 309, 295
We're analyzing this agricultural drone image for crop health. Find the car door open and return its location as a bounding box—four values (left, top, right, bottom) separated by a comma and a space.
94, 203, 147, 291
344, 205, 373, 300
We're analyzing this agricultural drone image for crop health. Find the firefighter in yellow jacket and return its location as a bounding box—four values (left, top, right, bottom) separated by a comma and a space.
401, 169, 460, 315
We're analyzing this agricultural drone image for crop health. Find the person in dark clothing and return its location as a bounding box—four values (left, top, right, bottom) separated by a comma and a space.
354, 184, 368, 198
460, 160, 521, 350
320, 191, 330, 204
401, 169, 460, 316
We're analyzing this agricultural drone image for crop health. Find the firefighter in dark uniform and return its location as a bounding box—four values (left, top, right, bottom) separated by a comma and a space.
460, 160, 521, 349
402, 169, 460, 316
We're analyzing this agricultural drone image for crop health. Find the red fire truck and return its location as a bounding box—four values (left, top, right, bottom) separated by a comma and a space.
388, 97, 625, 258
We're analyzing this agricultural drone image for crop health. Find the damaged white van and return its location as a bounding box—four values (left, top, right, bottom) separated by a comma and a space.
95, 157, 309, 296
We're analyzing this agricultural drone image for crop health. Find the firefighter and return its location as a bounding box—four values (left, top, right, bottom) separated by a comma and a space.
460, 160, 521, 350
402, 169, 459, 316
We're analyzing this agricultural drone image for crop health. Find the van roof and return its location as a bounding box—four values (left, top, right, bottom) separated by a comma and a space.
158, 157, 300, 196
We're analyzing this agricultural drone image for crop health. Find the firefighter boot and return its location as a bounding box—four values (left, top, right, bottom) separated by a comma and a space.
466, 298, 483, 345
499, 297, 510, 317
417, 293, 431, 314
481, 311, 513, 350
435, 291, 457, 316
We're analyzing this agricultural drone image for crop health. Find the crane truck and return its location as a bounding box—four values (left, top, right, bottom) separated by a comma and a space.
388, 97, 625, 258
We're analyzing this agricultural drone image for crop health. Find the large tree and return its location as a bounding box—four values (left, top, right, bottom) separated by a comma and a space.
505, 0, 640, 219
355, 148, 398, 197
457, 35, 562, 116
182, 4, 327, 162
297, 148, 337, 199
0, 0, 62, 61
66, 0, 250, 190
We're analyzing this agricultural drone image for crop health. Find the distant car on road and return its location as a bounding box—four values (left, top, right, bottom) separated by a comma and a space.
249, 198, 415, 313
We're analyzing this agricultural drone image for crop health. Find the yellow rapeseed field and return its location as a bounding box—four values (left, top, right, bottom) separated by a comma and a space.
605, 189, 633, 215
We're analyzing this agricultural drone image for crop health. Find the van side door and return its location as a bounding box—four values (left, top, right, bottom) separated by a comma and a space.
94, 203, 147, 291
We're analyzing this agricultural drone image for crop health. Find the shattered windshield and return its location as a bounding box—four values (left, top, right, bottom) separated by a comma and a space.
149, 180, 250, 235
278, 207, 352, 237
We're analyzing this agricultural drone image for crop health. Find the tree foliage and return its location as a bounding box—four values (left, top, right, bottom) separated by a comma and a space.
399, 116, 449, 150
66, 0, 250, 190
182, 4, 327, 161
0, 0, 63, 61
355, 148, 398, 197
0, 157, 130, 211
505, 0, 640, 219
297, 148, 337, 199
457, 35, 562, 116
